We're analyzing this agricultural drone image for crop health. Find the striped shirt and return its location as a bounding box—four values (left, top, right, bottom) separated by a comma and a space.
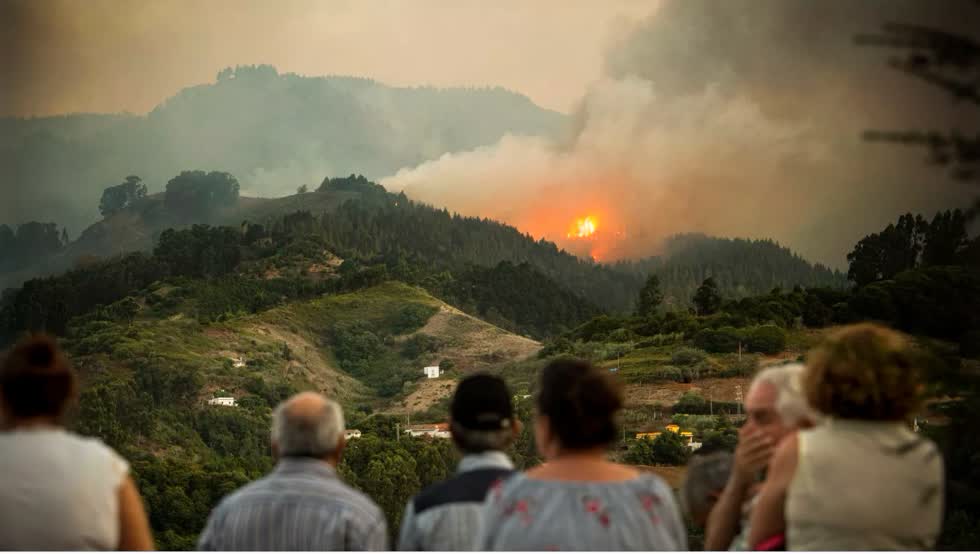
397, 451, 514, 551
197, 457, 388, 551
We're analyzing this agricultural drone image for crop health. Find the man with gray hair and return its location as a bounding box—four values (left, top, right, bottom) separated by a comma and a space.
397, 373, 521, 550
705, 363, 817, 551
198, 392, 387, 550
681, 451, 735, 529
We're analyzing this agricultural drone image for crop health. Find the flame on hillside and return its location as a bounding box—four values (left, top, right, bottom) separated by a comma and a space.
567, 215, 598, 238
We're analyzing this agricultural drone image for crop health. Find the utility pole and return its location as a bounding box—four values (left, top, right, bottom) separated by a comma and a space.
396, 422, 400, 441
735, 384, 743, 416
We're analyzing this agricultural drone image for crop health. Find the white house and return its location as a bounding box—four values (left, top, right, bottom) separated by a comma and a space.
208, 397, 237, 407
229, 355, 246, 368
344, 429, 362, 440
404, 423, 451, 439
423, 366, 441, 379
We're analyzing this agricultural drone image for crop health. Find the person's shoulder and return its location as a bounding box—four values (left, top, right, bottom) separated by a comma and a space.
332, 479, 386, 522
61, 431, 130, 474
211, 476, 266, 513
631, 470, 676, 497
413, 468, 516, 514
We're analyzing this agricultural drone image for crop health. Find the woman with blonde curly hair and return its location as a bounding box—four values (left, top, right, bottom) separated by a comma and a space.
747, 323, 944, 551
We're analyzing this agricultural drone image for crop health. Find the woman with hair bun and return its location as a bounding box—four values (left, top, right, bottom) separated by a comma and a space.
0, 334, 154, 550
479, 358, 687, 550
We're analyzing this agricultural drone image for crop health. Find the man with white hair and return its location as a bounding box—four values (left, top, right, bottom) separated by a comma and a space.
198, 392, 387, 550
705, 363, 818, 551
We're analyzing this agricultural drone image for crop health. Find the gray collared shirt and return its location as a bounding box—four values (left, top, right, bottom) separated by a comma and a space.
198, 457, 388, 551
398, 451, 515, 551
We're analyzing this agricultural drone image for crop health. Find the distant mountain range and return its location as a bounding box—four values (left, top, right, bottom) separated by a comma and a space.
0, 64, 566, 233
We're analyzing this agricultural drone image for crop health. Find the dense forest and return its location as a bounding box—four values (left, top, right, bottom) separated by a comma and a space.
0, 220, 69, 273
615, 234, 848, 309
0, 64, 566, 233
0, 171, 850, 310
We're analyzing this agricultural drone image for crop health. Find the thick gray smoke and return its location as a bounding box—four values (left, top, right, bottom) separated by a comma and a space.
384, 0, 979, 267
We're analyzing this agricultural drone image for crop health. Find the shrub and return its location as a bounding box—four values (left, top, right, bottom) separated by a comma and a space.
744, 324, 787, 354
673, 392, 708, 414
624, 432, 690, 466
401, 334, 441, 359
387, 304, 437, 335
670, 347, 708, 366
693, 326, 742, 353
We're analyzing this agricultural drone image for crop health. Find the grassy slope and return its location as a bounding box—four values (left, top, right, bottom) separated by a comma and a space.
71, 281, 541, 438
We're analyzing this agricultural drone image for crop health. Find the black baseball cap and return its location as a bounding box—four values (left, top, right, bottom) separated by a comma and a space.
450, 373, 514, 431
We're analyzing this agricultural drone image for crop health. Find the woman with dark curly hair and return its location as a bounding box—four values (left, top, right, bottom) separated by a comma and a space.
478, 358, 687, 550
748, 323, 944, 551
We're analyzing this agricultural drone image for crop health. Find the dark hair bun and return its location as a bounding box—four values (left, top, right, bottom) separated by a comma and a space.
25, 340, 56, 368
536, 358, 623, 450
1, 334, 75, 420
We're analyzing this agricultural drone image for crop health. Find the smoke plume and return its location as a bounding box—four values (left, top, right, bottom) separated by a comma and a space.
383, 0, 979, 267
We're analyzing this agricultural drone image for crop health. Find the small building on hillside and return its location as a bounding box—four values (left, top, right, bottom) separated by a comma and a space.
344, 429, 362, 440
404, 423, 451, 439
636, 426, 700, 450
423, 366, 441, 379
208, 397, 237, 407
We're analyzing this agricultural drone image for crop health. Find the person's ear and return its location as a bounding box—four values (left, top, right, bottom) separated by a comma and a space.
331, 435, 347, 466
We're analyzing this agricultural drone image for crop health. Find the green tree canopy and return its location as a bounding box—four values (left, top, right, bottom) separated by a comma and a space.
99, 175, 147, 217
164, 170, 240, 221
693, 277, 722, 315
636, 274, 665, 317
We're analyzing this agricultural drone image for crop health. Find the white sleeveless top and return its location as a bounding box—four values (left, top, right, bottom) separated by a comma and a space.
0, 428, 129, 550
787, 419, 943, 551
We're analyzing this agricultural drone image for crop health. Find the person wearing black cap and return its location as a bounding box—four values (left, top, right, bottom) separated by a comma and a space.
397, 373, 521, 551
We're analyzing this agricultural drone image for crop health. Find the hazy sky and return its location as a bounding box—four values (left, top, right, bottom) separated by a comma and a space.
2, 0, 977, 269
1, 0, 657, 117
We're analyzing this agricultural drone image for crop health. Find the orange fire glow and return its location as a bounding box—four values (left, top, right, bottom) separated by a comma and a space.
567, 215, 598, 239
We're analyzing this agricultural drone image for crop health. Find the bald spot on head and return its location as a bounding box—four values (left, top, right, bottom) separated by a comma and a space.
272, 392, 345, 461
282, 391, 329, 422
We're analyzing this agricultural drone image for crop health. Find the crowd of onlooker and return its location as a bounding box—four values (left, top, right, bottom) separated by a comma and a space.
0, 322, 943, 550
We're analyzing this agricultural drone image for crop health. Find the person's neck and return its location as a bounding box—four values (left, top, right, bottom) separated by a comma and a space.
279, 454, 338, 468
547, 447, 607, 464
1, 416, 59, 431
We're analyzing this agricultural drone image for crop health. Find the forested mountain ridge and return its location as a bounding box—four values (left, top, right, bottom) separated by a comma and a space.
0, 64, 566, 234
615, 234, 849, 310
1, 174, 848, 315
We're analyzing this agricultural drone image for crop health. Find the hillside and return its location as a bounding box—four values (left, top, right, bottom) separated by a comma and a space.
614, 234, 848, 309
70, 280, 538, 410
0, 64, 566, 234
1, 177, 850, 322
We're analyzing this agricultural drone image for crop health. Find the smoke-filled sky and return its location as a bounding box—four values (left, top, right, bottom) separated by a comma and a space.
3, 0, 979, 268
0, 0, 653, 116
385, 0, 980, 267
